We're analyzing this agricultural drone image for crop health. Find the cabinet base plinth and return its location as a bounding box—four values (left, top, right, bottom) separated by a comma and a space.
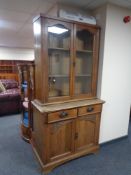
31, 139, 99, 174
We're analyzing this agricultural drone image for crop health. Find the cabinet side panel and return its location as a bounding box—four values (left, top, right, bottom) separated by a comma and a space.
34, 17, 48, 102
34, 18, 43, 101
32, 107, 45, 163
95, 113, 101, 144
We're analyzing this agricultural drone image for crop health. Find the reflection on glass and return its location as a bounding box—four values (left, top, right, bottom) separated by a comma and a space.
48, 25, 69, 34
75, 28, 93, 95
76, 29, 93, 51
48, 23, 70, 97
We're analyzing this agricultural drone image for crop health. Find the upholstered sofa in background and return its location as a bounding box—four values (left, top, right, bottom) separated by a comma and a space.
0, 79, 21, 116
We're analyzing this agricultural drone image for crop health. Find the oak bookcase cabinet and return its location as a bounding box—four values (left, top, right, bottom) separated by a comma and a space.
32, 15, 104, 173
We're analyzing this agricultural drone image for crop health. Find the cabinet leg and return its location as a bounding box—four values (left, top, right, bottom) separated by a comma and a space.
93, 147, 100, 155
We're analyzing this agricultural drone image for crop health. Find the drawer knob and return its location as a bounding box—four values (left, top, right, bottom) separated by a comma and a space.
87, 107, 94, 112
59, 111, 68, 118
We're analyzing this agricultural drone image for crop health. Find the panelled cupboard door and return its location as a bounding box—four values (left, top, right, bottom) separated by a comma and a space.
74, 24, 99, 98
47, 119, 75, 162
45, 19, 73, 100
75, 114, 100, 152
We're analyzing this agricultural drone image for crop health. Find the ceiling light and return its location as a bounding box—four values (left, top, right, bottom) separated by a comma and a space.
48, 26, 68, 34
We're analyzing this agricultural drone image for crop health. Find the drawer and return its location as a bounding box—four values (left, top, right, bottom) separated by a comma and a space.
78, 104, 102, 116
47, 109, 77, 123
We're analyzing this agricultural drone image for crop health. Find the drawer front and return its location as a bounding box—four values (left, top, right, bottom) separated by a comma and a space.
48, 109, 77, 123
78, 104, 102, 116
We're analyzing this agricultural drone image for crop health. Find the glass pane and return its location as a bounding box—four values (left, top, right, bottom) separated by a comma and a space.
75, 28, 93, 95
48, 24, 70, 49
48, 23, 71, 97
76, 29, 93, 51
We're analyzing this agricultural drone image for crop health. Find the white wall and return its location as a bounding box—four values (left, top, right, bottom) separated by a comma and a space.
94, 4, 131, 143
0, 47, 34, 61
93, 5, 107, 98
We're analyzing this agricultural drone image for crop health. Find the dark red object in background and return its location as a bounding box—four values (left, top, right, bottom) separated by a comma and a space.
123, 16, 130, 23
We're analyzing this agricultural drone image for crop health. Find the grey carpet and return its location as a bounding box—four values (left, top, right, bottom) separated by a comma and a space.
0, 114, 40, 175
0, 114, 131, 175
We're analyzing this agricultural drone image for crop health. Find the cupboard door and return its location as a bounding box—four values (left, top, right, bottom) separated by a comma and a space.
74, 25, 99, 97
45, 19, 73, 99
47, 119, 75, 162
75, 114, 100, 152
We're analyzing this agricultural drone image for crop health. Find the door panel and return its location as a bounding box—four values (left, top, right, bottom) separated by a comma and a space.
75, 26, 94, 95
75, 114, 100, 152
45, 19, 73, 99
47, 119, 75, 162
73, 24, 99, 97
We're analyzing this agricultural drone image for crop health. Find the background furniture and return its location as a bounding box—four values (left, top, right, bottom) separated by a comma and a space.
0, 60, 34, 70
17, 64, 35, 142
32, 15, 104, 173
0, 72, 21, 116
0, 64, 18, 80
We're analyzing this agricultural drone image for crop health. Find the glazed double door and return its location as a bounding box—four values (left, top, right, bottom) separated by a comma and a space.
45, 18, 99, 101
46, 113, 101, 162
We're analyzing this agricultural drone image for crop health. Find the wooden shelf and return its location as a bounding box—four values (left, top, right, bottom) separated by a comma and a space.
49, 74, 69, 77
76, 74, 91, 77
0, 69, 13, 71
76, 50, 93, 53
0, 65, 17, 73
48, 47, 69, 51
48, 48, 92, 53
49, 74, 91, 78
0, 65, 16, 67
